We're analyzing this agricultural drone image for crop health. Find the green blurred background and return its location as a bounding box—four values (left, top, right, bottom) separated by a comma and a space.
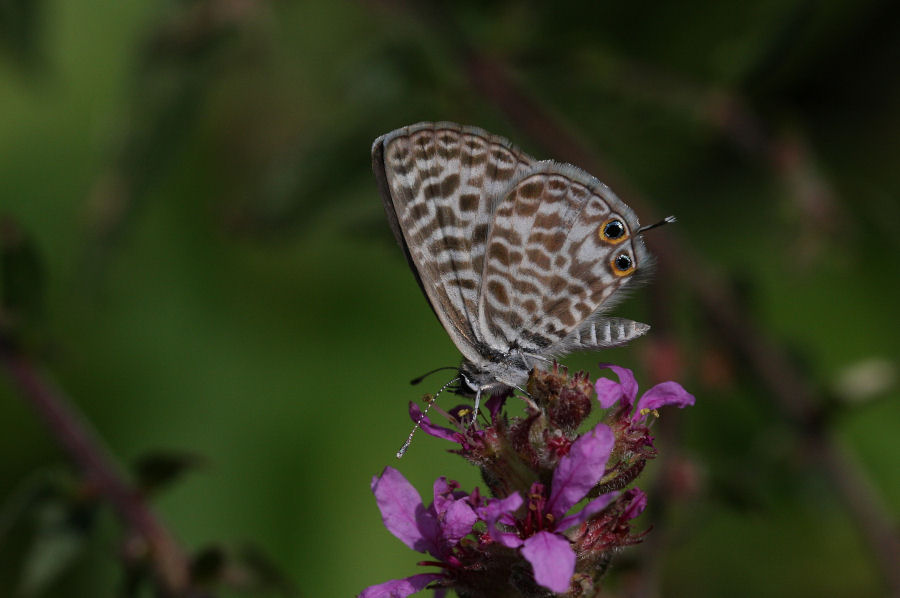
1, 1, 898, 596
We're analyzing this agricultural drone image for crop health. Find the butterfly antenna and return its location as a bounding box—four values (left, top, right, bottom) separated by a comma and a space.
637, 215, 676, 234
409, 366, 457, 386
396, 376, 460, 459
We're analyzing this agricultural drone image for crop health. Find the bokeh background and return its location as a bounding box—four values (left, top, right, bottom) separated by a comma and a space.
1, 1, 898, 596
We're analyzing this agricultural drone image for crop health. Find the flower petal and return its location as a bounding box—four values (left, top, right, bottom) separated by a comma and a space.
633, 381, 695, 422
432, 477, 454, 517
598, 363, 639, 408
557, 492, 617, 531
478, 493, 524, 548
371, 468, 440, 554
595, 377, 624, 408
485, 392, 508, 417
408, 403, 459, 443
548, 424, 615, 519
441, 499, 477, 544
358, 573, 443, 598
521, 531, 575, 594
478, 492, 523, 521
623, 488, 648, 520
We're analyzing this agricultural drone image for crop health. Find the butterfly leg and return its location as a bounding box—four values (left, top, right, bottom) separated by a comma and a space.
469, 387, 482, 427
520, 352, 533, 373
523, 352, 553, 366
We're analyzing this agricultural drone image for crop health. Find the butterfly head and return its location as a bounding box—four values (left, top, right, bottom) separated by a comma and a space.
457, 358, 522, 397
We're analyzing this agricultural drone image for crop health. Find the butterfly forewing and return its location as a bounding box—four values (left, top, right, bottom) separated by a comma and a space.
477, 163, 648, 354
372, 122, 534, 362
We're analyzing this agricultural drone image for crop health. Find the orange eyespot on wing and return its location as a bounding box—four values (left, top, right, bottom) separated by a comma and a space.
610, 251, 635, 277
599, 218, 629, 245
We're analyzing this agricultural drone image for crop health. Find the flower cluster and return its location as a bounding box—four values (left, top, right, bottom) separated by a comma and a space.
361, 364, 694, 598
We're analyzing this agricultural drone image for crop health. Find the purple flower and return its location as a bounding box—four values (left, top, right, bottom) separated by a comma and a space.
407, 402, 460, 444
521, 532, 576, 593
622, 487, 648, 520
549, 424, 616, 526
406, 401, 490, 455
569, 486, 649, 555
595, 363, 695, 423
359, 574, 444, 598
362, 365, 696, 597
477, 492, 523, 548
360, 467, 477, 598
476, 424, 618, 593
521, 424, 617, 593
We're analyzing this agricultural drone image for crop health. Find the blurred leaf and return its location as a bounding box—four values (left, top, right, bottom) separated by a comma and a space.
86, 0, 270, 277
832, 357, 897, 404
132, 450, 206, 496
0, 471, 57, 544
190, 544, 226, 586
189, 543, 296, 596
0, 0, 45, 72
0, 471, 100, 596
17, 499, 95, 596
0, 216, 45, 339
233, 544, 296, 596
118, 558, 150, 598
220, 127, 374, 239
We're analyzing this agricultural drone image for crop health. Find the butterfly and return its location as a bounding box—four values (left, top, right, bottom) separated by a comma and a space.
372, 122, 662, 425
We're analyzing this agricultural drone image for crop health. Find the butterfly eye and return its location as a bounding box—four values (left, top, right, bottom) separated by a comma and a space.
611, 252, 635, 276
600, 218, 628, 244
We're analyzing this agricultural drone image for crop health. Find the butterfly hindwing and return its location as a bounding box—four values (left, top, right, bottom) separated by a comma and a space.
477, 162, 650, 356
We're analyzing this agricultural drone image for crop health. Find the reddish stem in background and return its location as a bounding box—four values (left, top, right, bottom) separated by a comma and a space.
0, 347, 194, 597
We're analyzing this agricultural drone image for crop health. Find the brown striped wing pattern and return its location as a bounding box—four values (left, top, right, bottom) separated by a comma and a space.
373, 122, 651, 393
477, 163, 650, 357
372, 122, 535, 365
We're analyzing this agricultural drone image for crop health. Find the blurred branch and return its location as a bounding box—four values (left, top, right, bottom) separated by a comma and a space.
466, 48, 900, 598
86, 0, 267, 279
465, 54, 900, 598
367, 2, 900, 594
577, 50, 844, 263
807, 431, 900, 596
1, 215, 293, 596
0, 344, 199, 597
0, 0, 46, 74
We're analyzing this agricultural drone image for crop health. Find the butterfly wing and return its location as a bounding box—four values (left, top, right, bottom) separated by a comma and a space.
477, 162, 650, 356
372, 122, 535, 363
